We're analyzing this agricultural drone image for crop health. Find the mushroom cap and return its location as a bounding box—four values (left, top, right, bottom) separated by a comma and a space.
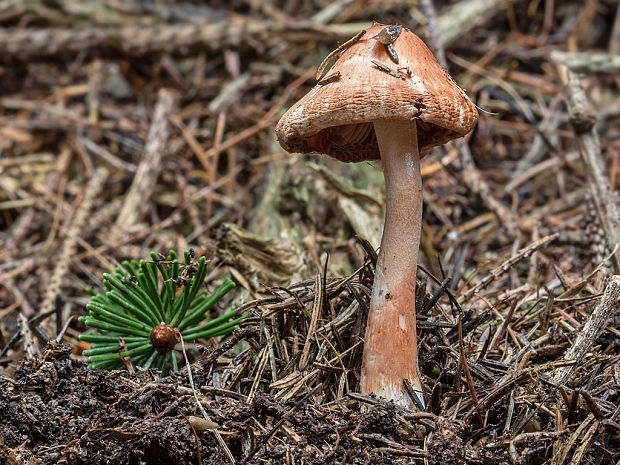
275, 23, 479, 162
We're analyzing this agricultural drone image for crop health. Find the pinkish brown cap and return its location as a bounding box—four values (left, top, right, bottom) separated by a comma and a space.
275, 23, 479, 162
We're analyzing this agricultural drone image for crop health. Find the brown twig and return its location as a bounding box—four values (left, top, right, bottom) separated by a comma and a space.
554, 66, 620, 273
457, 312, 483, 428
0, 20, 346, 60
550, 275, 620, 386
459, 233, 559, 304
116, 88, 177, 232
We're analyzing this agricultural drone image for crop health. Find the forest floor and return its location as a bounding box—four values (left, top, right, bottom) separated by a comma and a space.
1, 0, 620, 464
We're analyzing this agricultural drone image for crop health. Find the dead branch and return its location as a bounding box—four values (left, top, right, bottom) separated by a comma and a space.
550, 275, 620, 386
550, 51, 620, 74
0, 20, 344, 60
557, 67, 620, 273
115, 88, 177, 232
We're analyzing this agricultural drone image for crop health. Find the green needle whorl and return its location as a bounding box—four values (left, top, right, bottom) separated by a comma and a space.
79, 249, 241, 373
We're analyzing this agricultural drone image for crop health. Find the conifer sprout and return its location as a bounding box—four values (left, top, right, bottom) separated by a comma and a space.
79, 249, 243, 373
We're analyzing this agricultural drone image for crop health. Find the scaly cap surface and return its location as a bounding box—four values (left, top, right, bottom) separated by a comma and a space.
276, 23, 479, 162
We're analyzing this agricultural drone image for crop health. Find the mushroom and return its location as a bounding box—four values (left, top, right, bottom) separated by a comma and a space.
275, 23, 478, 408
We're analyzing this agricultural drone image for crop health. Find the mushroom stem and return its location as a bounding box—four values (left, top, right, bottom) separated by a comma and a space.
361, 119, 424, 408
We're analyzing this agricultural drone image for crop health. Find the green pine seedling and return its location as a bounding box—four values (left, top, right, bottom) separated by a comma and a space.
79, 249, 242, 373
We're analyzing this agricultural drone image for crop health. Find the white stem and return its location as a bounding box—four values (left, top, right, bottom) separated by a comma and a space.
361, 119, 424, 408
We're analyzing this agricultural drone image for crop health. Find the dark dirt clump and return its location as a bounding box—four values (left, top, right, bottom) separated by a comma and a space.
0, 342, 485, 465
